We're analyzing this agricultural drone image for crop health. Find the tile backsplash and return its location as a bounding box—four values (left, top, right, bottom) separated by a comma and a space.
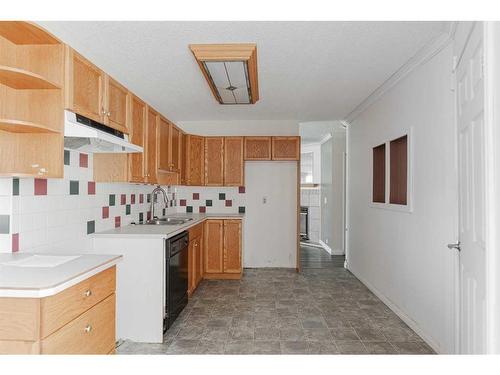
0, 150, 246, 253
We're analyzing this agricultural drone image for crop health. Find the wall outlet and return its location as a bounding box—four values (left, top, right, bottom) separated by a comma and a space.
325, 238, 329, 244
324, 197, 327, 205
263, 197, 267, 204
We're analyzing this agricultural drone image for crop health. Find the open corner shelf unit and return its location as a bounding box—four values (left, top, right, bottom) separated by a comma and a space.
0, 22, 64, 178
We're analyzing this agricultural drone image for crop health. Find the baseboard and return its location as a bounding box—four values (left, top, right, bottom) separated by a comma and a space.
318, 240, 332, 254
346, 264, 442, 354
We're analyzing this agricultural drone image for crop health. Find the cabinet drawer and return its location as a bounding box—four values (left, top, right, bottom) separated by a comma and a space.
188, 223, 203, 240
41, 294, 115, 355
40, 266, 116, 338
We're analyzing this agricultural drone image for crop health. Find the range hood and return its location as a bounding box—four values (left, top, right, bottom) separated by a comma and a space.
63, 110, 143, 153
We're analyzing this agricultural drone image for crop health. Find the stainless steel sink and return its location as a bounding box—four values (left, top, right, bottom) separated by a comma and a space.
134, 217, 194, 226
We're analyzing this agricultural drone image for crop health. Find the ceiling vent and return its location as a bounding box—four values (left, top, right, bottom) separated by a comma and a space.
189, 44, 259, 105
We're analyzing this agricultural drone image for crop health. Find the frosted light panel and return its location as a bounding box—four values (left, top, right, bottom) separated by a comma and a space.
204, 61, 251, 104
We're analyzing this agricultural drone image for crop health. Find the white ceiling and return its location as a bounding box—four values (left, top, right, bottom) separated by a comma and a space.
38, 21, 447, 122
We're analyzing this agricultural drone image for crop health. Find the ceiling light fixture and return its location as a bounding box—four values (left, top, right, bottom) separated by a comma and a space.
189, 44, 259, 105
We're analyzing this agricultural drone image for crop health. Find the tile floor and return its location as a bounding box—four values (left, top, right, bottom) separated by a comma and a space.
117, 245, 434, 355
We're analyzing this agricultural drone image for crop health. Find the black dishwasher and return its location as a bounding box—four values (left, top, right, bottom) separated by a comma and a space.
164, 231, 189, 332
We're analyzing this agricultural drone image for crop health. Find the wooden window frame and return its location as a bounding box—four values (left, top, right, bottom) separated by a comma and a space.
370, 128, 413, 213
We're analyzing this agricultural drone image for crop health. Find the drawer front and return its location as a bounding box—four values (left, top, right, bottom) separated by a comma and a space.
188, 223, 203, 240
41, 294, 115, 355
40, 266, 116, 338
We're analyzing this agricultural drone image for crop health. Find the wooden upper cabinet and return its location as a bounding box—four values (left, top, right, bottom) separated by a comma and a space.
244, 137, 272, 160
65, 48, 104, 123
145, 107, 158, 184
129, 95, 147, 182
157, 116, 170, 173
186, 135, 205, 186
170, 124, 181, 173
272, 136, 300, 160
204, 220, 224, 274
205, 137, 224, 186
104, 75, 128, 133
224, 137, 244, 186
180, 132, 188, 185
223, 220, 242, 274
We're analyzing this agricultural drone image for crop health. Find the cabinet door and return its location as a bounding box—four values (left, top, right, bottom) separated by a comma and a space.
188, 239, 196, 294
170, 124, 181, 173
104, 75, 129, 133
224, 137, 244, 186
145, 107, 158, 184
186, 135, 205, 186
205, 137, 224, 186
223, 220, 242, 274
204, 220, 223, 274
157, 116, 170, 173
67, 49, 104, 123
272, 136, 300, 160
244, 136, 271, 160
195, 235, 204, 286
180, 132, 188, 185
129, 95, 146, 182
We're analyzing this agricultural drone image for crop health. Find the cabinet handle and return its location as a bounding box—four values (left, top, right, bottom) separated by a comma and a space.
101, 108, 107, 115
84, 289, 92, 297
84, 324, 92, 333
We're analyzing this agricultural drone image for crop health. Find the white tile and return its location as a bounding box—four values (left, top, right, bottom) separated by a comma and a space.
19, 178, 34, 196
0, 178, 12, 196
0, 196, 11, 214
0, 234, 11, 253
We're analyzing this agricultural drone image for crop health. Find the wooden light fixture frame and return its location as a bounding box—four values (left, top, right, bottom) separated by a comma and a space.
189, 43, 259, 104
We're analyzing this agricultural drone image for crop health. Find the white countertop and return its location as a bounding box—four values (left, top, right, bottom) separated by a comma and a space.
92, 213, 244, 239
0, 253, 122, 298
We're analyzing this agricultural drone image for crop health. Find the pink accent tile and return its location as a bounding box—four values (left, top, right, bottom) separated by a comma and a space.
115, 216, 121, 228
12, 233, 19, 253
139, 194, 144, 204
102, 206, 109, 219
225, 200, 232, 207
34, 178, 47, 195
131, 194, 136, 204
239, 186, 246, 193
121, 194, 126, 205
193, 193, 200, 200
180, 199, 187, 207
88, 181, 96, 195
79, 153, 88, 168
199, 206, 206, 213
147, 211, 151, 221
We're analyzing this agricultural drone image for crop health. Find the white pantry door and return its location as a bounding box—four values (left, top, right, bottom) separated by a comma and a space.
455, 21, 487, 354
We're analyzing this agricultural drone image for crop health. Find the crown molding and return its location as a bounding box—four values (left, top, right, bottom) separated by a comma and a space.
344, 22, 458, 124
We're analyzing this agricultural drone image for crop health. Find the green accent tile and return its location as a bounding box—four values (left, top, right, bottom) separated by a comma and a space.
109, 194, 115, 206
186, 206, 193, 213
87, 220, 95, 234
126, 204, 131, 215
64, 150, 70, 165
69, 180, 79, 195
12, 178, 19, 196
218, 193, 225, 200
206, 200, 212, 207
238, 206, 246, 214
139, 212, 144, 222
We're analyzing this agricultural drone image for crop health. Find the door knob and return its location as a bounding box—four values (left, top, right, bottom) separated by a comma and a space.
447, 242, 461, 252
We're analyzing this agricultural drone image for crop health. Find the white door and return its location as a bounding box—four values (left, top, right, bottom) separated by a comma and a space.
454, 21, 487, 354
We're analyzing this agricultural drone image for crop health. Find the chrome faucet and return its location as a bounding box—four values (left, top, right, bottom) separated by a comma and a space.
150, 185, 169, 220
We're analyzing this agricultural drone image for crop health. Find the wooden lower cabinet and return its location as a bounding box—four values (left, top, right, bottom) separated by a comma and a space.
0, 267, 116, 355
188, 223, 204, 295
204, 219, 242, 279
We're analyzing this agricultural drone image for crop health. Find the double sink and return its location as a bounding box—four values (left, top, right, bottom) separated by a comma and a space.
133, 217, 194, 226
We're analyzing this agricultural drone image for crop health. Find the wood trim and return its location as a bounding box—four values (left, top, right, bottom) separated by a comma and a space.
296, 159, 301, 272
0, 21, 61, 45
203, 273, 241, 280
0, 339, 40, 354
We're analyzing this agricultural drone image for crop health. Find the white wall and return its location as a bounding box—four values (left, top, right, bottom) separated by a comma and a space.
347, 43, 457, 353
321, 131, 346, 254
177, 120, 299, 136
244, 162, 297, 268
